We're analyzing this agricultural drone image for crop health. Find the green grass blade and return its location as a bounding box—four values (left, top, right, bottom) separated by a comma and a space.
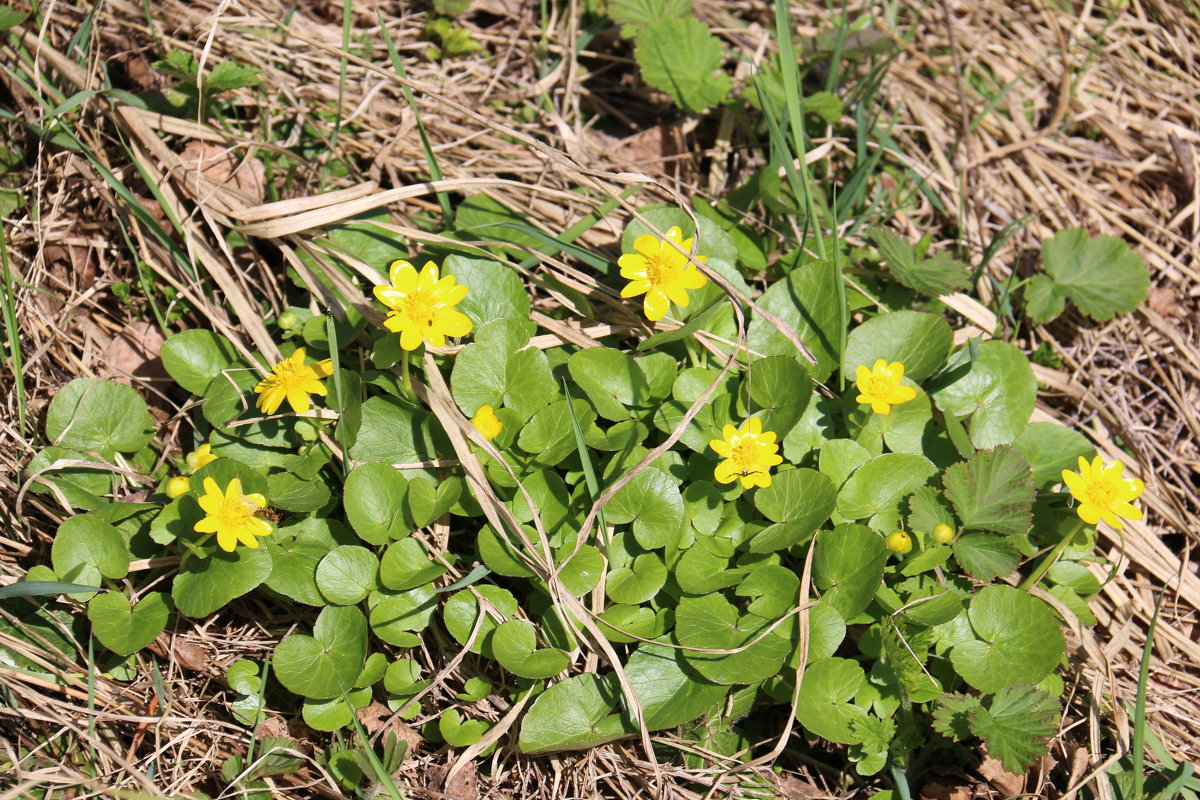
325, 315, 349, 476
1133, 591, 1167, 799
0, 222, 27, 436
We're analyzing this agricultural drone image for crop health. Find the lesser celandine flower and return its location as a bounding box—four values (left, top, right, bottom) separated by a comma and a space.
618, 226, 708, 322
1061, 456, 1144, 530
185, 443, 217, 472
373, 260, 472, 351
254, 348, 333, 415
855, 359, 918, 415
194, 477, 272, 552
709, 417, 784, 489
471, 405, 502, 441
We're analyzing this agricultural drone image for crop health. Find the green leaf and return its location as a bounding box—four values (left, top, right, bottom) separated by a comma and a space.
0, 580, 102, 600
555, 544, 605, 597
906, 486, 956, 534
942, 445, 1036, 535
455, 194, 548, 257
950, 586, 1064, 693
348, 396, 435, 464
1028, 228, 1149, 323
610, 0, 693, 38
384, 658, 430, 696
868, 228, 971, 296
325, 210, 410, 271
45, 378, 155, 458
452, 319, 555, 422
439, 709, 491, 746
87, 592, 170, 656
813, 524, 887, 620
442, 585, 518, 656
491, 619, 570, 679
675, 593, 790, 685
568, 348, 650, 421
518, 674, 629, 754
265, 534, 331, 606
843, 310, 953, 383
266, 472, 330, 513
952, 534, 1019, 582
605, 467, 684, 549
1012, 422, 1094, 487
407, 474, 462, 527
931, 692, 980, 741
606, 553, 668, 605
818, 439, 872, 487
837, 453, 936, 529
226, 659, 261, 694
51, 515, 129, 587
736, 564, 799, 619
444, 255, 531, 328
748, 257, 842, 381
0, 7, 30, 29
625, 640, 728, 729
747, 356, 812, 437
634, 17, 731, 113
517, 398, 596, 466
753, 468, 836, 528
206, 60, 261, 91
795, 657, 869, 744
380, 538, 447, 590
369, 584, 438, 646
173, 546, 273, 618
302, 688, 371, 732
24, 447, 113, 510
274, 605, 367, 699
344, 463, 411, 544
969, 685, 1059, 774
161, 330, 241, 395
933, 341, 1036, 449
315, 546, 379, 605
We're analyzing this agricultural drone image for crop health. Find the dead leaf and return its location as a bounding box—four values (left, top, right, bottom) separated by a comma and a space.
356, 702, 423, 755
443, 759, 479, 800
1148, 285, 1179, 317
978, 754, 1024, 796
778, 773, 829, 799
148, 633, 210, 673
101, 320, 167, 384
178, 141, 266, 204
919, 781, 973, 800
611, 124, 686, 179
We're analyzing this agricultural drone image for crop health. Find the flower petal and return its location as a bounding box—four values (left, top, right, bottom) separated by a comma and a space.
389, 260, 417, 290
643, 291, 669, 321
400, 326, 424, 351
1076, 503, 1101, 525
286, 388, 311, 415
621, 280, 651, 298
714, 460, 740, 484
1113, 502, 1143, 521
439, 310, 474, 338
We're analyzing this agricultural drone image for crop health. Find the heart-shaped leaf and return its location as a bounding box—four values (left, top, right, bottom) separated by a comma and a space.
492, 619, 570, 679
950, 586, 1064, 693
173, 545, 272, 618
843, 310, 953, 383
274, 605, 367, 699
606, 467, 684, 549
51, 515, 129, 589
344, 463, 411, 544
675, 593, 790, 685
795, 657, 869, 744
87, 592, 170, 656
45, 378, 155, 458
161, 329, 241, 395
933, 341, 1036, 449
518, 674, 629, 754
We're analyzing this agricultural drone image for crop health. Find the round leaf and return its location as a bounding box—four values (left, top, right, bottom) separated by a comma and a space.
518, 674, 628, 754
812, 524, 887, 620
625, 641, 729, 730
837, 453, 936, 529
380, 538, 448, 590
795, 657, 869, 744
87, 592, 170, 656
369, 584, 438, 646
161, 329, 240, 395
568, 347, 650, 421
274, 605, 367, 699
605, 553, 667, 605
933, 341, 1036, 449
52, 515, 129, 587
173, 546, 272, 618
45, 378, 155, 457
675, 593, 790, 685
444, 255, 530, 327
605, 468, 684, 549
492, 619, 570, 679
950, 585, 1065, 693
753, 468, 836, 529
315, 546, 379, 605
344, 463, 411, 544
442, 586, 518, 655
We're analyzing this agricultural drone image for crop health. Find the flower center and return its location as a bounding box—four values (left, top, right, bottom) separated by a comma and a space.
864, 376, 893, 397
644, 254, 677, 287
731, 438, 760, 471
214, 497, 258, 527
1084, 477, 1121, 508
403, 290, 437, 325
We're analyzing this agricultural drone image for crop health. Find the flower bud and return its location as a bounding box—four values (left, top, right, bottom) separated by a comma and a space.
886, 530, 912, 554
932, 523, 955, 544
277, 310, 299, 330
165, 476, 191, 499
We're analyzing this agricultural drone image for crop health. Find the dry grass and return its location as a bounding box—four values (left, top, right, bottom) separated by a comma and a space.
1, 0, 1197, 797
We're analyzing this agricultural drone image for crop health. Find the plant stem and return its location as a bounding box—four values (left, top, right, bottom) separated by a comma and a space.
1019, 517, 1086, 592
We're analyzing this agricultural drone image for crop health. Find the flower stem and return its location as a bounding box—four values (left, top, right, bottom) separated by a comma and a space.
1020, 517, 1087, 592
401, 352, 413, 398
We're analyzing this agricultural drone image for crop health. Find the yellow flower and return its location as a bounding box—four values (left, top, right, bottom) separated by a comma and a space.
194, 477, 272, 552
471, 405, 502, 441
709, 417, 784, 489
618, 226, 708, 322
1061, 456, 1144, 530
373, 260, 472, 351
254, 347, 333, 416
855, 359, 918, 415
185, 443, 217, 472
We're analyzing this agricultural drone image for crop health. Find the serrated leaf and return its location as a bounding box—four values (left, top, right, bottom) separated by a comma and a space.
942, 445, 1035, 535
610, 0, 693, 38
634, 17, 731, 113
932, 692, 980, 741
969, 685, 1059, 774
1030, 228, 1149, 323
952, 533, 1019, 582
869, 228, 971, 296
